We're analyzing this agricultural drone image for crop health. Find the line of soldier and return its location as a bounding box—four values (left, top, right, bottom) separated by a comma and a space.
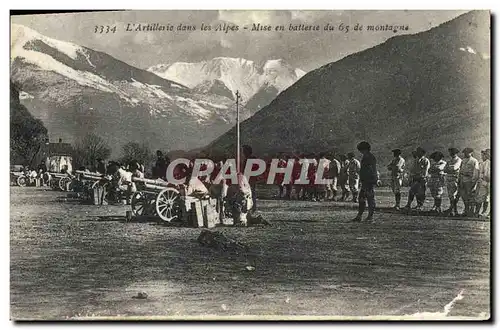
268, 146, 490, 219
388, 147, 490, 218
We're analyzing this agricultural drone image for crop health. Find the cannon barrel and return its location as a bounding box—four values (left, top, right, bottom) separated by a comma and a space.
47, 172, 67, 177
132, 177, 171, 187
75, 170, 104, 176
144, 183, 171, 190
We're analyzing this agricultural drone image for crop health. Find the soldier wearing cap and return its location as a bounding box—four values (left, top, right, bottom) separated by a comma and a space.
387, 148, 405, 210
458, 147, 480, 217
444, 147, 462, 216
327, 153, 341, 201
403, 147, 430, 211
347, 152, 361, 203
338, 154, 350, 201
351, 141, 378, 223
428, 151, 447, 213
475, 148, 491, 218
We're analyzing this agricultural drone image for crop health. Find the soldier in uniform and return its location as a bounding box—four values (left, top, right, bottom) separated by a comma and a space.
338, 154, 350, 201
443, 148, 462, 216
96, 158, 107, 175
327, 153, 341, 201
458, 147, 480, 217
351, 141, 378, 223
387, 149, 405, 210
316, 152, 331, 201
403, 147, 430, 211
474, 149, 490, 218
428, 151, 447, 214
347, 152, 361, 203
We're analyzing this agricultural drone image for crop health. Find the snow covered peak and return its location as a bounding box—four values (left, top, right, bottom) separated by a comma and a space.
148, 57, 306, 102
11, 24, 86, 61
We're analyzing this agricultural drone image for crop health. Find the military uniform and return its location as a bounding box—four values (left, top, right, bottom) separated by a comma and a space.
458, 154, 479, 216
226, 173, 253, 225
347, 158, 361, 202
387, 153, 405, 208
328, 158, 341, 200
475, 155, 490, 217
352, 150, 378, 222
428, 158, 447, 212
338, 159, 350, 201
404, 150, 430, 210
444, 154, 462, 215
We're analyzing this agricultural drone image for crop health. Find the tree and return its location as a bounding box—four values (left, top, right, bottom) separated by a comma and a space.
120, 142, 154, 166
73, 133, 111, 169
10, 81, 48, 166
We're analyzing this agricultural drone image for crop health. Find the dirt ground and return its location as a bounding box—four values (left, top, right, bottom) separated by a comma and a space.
10, 185, 490, 320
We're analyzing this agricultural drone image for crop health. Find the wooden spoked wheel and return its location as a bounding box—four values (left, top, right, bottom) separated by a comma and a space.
16, 176, 27, 187
131, 191, 157, 217
155, 188, 181, 222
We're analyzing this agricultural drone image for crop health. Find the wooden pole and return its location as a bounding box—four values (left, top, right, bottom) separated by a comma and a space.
236, 90, 241, 174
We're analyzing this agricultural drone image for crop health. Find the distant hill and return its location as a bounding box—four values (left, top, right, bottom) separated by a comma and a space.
206, 11, 490, 164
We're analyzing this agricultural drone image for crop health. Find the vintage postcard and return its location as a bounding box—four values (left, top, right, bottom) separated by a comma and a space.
10, 10, 490, 320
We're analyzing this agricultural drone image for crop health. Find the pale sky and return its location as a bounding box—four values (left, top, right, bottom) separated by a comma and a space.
11, 10, 467, 71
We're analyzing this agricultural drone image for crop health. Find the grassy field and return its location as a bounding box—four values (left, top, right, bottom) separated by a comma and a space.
10, 185, 490, 320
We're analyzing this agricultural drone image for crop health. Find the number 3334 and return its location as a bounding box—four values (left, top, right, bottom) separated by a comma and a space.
94, 25, 117, 33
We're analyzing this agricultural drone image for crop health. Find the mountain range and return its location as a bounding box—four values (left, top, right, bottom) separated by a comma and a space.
206, 10, 490, 164
148, 58, 306, 111
10, 24, 304, 156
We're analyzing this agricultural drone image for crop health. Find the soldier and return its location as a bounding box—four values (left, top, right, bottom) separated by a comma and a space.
96, 158, 107, 175
226, 172, 253, 226
350, 141, 378, 223
474, 149, 490, 218
107, 161, 135, 204
153, 150, 168, 180
327, 153, 341, 201
347, 152, 360, 203
403, 147, 430, 211
428, 151, 447, 213
458, 147, 480, 217
387, 149, 406, 210
338, 154, 350, 201
443, 148, 462, 216
316, 152, 331, 201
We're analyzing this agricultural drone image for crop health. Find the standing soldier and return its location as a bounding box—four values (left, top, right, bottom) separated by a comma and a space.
403, 147, 430, 211
338, 154, 350, 201
316, 152, 331, 201
328, 153, 341, 201
96, 158, 107, 175
474, 149, 490, 218
428, 152, 447, 214
350, 141, 378, 223
347, 152, 361, 203
443, 148, 462, 216
387, 149, 405, 210
458, 148, 480, 217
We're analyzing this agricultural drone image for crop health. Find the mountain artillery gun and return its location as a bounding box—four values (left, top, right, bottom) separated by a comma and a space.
72, 170, 111, 205
129, 177, 225, 227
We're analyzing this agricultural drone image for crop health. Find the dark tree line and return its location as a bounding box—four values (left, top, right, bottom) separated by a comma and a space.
10, 81, 48, 166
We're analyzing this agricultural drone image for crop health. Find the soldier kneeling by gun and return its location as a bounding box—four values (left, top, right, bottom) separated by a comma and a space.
225, 173, 270, 227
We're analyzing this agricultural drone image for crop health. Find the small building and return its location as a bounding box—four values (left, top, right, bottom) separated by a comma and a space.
38, 138, 74, 173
